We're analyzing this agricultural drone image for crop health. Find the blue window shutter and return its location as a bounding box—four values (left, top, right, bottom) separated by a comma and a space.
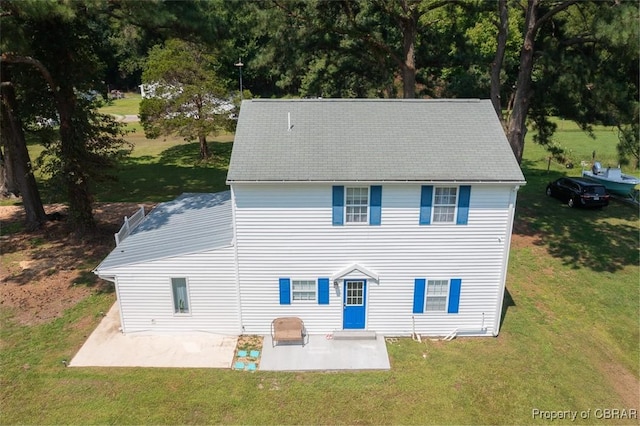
370, 185, 382, 226
456, 186, 471, 225
448, 279, 461, 313
419, 186, 433, 225
332, 186, 344, 226
413, 279, 426, 314
279, 278, 291, 305
318, 278, 330, 305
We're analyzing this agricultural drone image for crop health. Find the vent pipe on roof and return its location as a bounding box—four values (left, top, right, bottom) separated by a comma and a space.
287, 112, 293, 131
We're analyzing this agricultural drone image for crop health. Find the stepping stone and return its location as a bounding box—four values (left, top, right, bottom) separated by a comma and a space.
249, 350, 260, 358
234, 361, 245, 370
237, 350, 248, 357
246, 362, 257, 371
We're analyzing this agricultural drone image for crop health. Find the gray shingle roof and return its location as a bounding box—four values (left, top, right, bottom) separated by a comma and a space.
95, 192, 233, 272
227, 99, 525, 183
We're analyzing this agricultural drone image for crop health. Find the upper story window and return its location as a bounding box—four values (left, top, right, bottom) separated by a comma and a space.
346, 187, 369, 223
433, 187, 457, 223
420, 185, 470, 226
332, 185, 382, 226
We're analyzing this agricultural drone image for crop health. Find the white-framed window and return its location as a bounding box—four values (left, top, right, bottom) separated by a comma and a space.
171, 277, 190, 314
346, 187, 368, 223
433, 187, 457, 223
292, 280, 316, 301
425, 279, 449, 312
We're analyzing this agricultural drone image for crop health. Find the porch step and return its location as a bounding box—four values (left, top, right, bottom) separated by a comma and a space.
332, 330, 378, 340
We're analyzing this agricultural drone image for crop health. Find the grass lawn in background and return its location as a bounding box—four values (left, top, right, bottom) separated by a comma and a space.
98, 93, 142, 117
1, 103, 638, 424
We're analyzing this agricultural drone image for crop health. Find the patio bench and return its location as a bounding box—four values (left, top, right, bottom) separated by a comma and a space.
271, 317, 307, 347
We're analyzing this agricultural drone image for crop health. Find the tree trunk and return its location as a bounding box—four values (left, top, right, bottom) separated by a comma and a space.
505, 0, 579, 163
56, 87, 96, 234
0, 142, 19, 197
399, 5, 418, 98
506, 0, 538, 164
199, 135, 210, 159
0, 75, 48, 229
491, 0, 509, 121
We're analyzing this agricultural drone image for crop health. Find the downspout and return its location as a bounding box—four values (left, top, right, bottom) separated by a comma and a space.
93, 271, 125, 334
493, 185, 520, 336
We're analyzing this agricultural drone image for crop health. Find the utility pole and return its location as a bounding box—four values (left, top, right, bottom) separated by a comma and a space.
234, 58, 243, 99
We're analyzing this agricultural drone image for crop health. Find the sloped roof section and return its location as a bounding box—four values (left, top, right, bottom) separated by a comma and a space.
96, 192, 233, 272
227, 99, 525, 183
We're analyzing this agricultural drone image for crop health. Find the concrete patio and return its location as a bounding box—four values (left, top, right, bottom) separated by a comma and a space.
69, 303, 238, 368
70, 303, 390, 371
259, 334, 391, 371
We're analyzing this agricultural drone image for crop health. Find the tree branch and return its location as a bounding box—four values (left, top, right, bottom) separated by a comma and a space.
0, 53, 57, 93
532, 0, 580, 34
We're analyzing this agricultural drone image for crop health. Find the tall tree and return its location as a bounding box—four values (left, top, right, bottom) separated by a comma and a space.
1, 1, 129, 233
265, 0, 461, 98
139, 39, 232, 160
504, 0, 579, 163
0, 66, 47, 229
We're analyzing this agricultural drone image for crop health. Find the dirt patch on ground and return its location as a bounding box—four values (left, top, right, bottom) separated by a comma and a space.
598, 362, 640, 410
0, 202, 154, 326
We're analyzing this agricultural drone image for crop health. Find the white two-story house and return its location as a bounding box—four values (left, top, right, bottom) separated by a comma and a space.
94, 99, 525, 338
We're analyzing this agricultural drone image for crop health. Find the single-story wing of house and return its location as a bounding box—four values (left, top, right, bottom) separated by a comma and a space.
95, 98, 526, 338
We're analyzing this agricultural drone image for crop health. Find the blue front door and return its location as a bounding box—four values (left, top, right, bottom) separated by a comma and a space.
343, 280, 366, 329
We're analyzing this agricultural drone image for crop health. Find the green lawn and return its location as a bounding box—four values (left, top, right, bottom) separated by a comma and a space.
99, 93, 143, 116
1, 104, 638, 424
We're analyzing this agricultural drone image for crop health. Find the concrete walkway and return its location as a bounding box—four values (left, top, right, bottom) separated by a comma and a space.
69, 304, 237, 368
260, 334, 391, 371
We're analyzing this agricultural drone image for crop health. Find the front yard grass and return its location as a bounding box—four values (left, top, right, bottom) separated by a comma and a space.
1, 110, 638, 424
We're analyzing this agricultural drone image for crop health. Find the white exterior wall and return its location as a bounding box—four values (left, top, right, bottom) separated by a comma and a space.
104, 247, 241, 335
232, 183, 518, 337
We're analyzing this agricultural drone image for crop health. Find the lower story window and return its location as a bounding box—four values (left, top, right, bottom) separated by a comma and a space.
292, 280, 316, 301
171, 278, 190, 314
425, 279, 449, 312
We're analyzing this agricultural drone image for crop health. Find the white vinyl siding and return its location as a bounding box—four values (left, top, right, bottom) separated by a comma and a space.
292, 280, 316, 301
102, 246, 241, 335
433, 187, 457, 223
345, 187, 368, 223
233, 183, 518, 337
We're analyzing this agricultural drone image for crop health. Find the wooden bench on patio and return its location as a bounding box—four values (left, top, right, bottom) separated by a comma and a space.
271, 317, 307, 347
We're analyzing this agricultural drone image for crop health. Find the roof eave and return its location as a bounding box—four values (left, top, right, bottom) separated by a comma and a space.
227, 179, 526, 185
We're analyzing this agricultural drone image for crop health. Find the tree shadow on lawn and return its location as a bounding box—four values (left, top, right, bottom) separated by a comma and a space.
94, 141, 231, 203
514, 160, 639, 273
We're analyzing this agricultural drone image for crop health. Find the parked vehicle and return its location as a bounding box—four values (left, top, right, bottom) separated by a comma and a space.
546, 177, 609, 208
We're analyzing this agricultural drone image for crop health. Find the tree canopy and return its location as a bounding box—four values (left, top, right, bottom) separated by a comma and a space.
139, 39, 232, 159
